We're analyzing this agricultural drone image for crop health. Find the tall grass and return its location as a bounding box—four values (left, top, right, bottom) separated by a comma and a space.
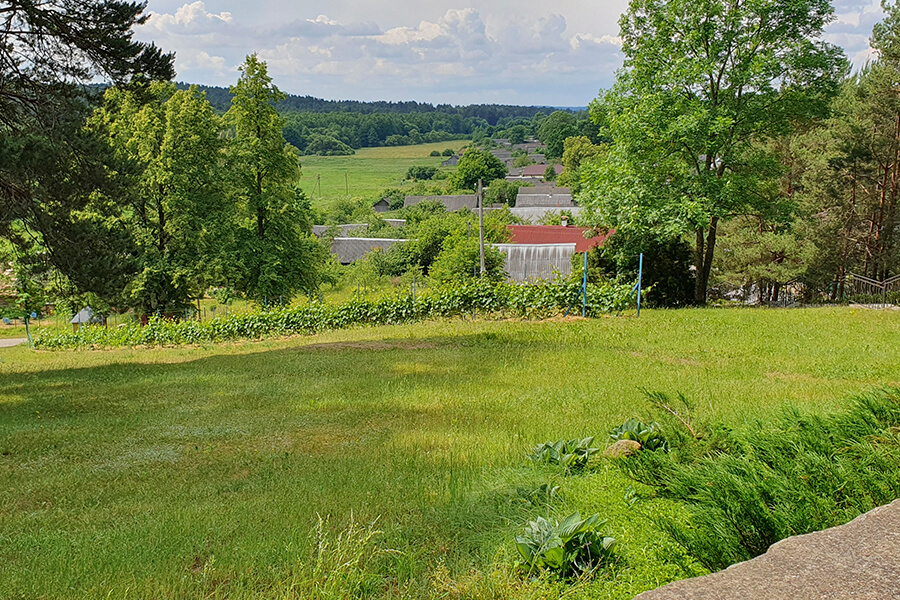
616, 388, 900, 570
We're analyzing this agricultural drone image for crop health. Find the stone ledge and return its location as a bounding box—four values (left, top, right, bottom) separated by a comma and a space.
634, 499, 900, 600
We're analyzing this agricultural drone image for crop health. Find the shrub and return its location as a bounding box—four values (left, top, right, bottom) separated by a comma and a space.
515, 512, 617, 578
406, 165, 438, 181
608, 418, 667, 452
34, 279, 636, 349
527, 437, 599, 471
614, 388, 900, 571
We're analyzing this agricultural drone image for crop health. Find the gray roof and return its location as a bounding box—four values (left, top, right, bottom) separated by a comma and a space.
515, 188, 574, 207
493, 243, 577, 282
513, 142, 545, 152
509, 206, 583, 223
404, 195, 478, 212
312, 223, 369, 237
331, 237, 408, 264
383, 219, 406, 228
441, 156, 459, 166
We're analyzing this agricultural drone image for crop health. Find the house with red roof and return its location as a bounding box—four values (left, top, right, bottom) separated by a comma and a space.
506, 225, 612, 252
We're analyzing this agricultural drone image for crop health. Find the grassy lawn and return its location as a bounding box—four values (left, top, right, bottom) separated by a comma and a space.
298, 141, 469, 210
1, 307, 898, 599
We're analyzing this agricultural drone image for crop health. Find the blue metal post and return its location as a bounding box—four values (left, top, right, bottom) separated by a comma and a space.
636, 253, 643, 318
24, 316, 32, 349
582, 251, 588, 317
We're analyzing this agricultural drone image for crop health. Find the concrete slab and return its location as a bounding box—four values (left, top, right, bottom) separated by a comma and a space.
634, 499, 900, 600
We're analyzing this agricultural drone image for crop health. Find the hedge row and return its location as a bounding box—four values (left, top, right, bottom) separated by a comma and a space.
34, 279, 635, 349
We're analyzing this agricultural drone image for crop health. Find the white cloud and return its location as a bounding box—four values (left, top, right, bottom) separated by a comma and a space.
378, 21, 443, 45
146, 1, 233, 33
176, 50, 230, 74
137, 1, 891, 105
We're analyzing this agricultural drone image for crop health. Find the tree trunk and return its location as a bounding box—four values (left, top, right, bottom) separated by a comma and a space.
694, 217, 718, 304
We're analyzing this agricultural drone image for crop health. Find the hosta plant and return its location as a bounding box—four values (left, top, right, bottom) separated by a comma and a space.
527, 437, 599, 471
608, 419, 668, 452
513, 483, 561, 507
515, 512, 617, 578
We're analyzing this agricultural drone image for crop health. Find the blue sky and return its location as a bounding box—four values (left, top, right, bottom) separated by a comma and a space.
137, 0, 886, 106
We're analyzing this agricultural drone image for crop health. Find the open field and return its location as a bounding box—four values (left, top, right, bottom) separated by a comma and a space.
297, 140, 469, 210
2, 307, 899, 599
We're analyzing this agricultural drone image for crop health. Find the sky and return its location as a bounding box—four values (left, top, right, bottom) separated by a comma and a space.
137, 0, 887, 107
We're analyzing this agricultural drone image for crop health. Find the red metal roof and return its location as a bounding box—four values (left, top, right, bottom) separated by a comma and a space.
507, 225, 612, 253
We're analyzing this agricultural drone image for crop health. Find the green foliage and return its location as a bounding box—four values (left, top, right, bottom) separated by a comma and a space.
303, 133, 355, 156
379, 188, 406, 211
507, 125, 529, 145
537, 111, 578, 159
513, 154, 534, 168
588, 233, 695, 308
405, 165, 439, 181
515, 513, 617, 578
34, 279, 636, 349
429, 150, 441, 157
226, 55, 321, 303
484, 179, 530, 207
615, 388, 900, 572
608, 419, 668, 452
582, 0, 846, 303
91, 82, 229, 313
527, 438, 600, 471
537, 210, 575, 226
558, 136, 604, 190
428, 236, 506, 283
450, 149, 508, 190
513, 483, 561, 507
543, 165, 558, 182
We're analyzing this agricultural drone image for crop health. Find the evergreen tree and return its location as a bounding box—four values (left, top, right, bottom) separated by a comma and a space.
0, 1, 174, 302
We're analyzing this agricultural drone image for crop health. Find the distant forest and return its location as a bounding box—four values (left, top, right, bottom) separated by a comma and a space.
175, 83, 571, 155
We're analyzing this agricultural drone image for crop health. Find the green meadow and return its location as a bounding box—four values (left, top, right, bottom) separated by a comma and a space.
297, 141, 469, 210
2, 307, 899, 599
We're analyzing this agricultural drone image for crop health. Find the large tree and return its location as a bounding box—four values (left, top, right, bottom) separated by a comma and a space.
537, 111, 578, 159
450, 148, 507, 190
0, 1, 174, 301
225, 55, 320, 303
90, 83, 229, 313
580, 0, 845, 303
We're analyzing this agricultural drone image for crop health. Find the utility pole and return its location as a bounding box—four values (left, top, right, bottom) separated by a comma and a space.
478, 179, 485, 276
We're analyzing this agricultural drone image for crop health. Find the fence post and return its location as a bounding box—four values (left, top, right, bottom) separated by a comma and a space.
582, 251, 588, 317
636, 253, 643, 318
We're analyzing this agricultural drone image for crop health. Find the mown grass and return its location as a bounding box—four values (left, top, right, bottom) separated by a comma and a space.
298, 141, 469, 210
1, 307, 898, 599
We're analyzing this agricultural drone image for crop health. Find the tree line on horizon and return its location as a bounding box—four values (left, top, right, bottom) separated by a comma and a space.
171, 83, 577, 156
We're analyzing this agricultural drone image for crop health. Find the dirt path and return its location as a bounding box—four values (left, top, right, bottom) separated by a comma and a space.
0, 338, 27, 348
